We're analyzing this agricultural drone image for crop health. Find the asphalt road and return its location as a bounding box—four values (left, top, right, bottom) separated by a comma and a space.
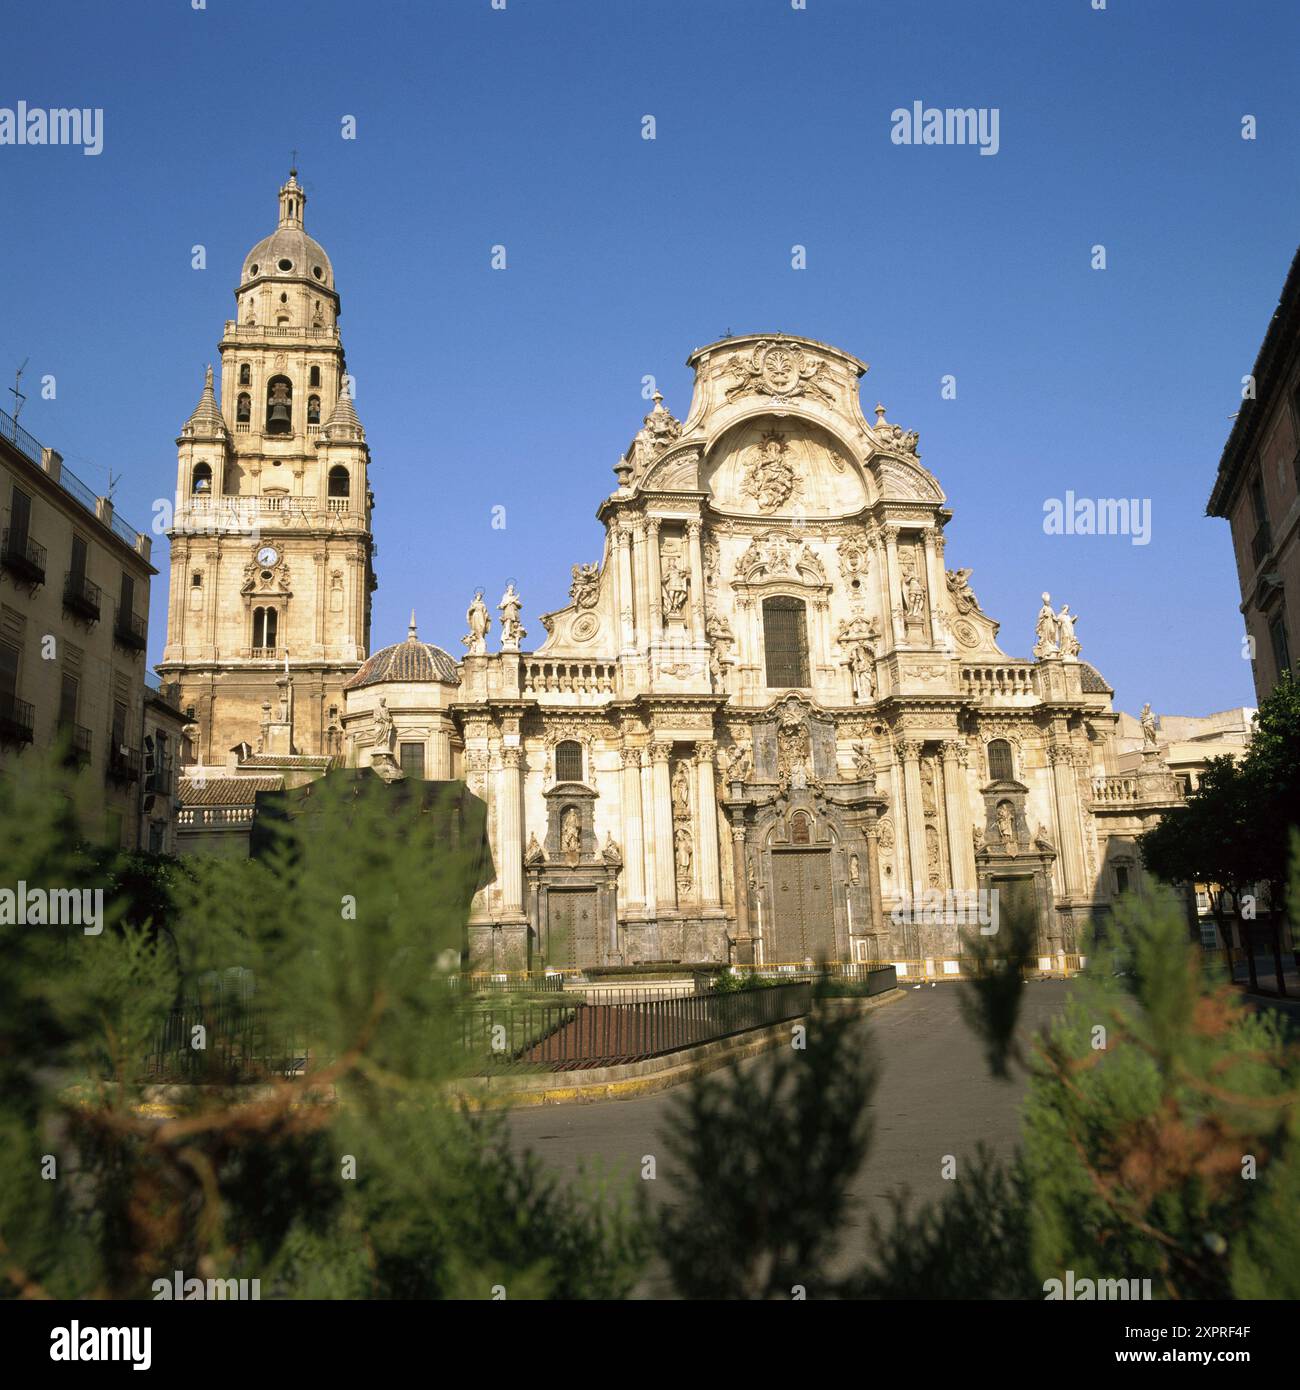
506, 979, 1073, 1292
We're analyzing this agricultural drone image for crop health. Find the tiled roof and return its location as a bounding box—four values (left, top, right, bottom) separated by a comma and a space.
345, 634, 460, 689
179, 775, 283, 806
239, 754, 334, 769
1079, 661, 1113, 694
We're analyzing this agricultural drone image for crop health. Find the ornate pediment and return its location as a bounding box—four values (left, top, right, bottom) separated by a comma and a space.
643, 445, 702, 492
723, 338, 838, 406
732, 531, 829, 590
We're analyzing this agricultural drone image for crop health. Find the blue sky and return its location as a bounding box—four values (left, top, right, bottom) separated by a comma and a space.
2, 0, 1295, 717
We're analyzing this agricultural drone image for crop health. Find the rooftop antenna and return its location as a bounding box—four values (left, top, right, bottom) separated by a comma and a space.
9, 358, 28, 422
106, 464, 121, 501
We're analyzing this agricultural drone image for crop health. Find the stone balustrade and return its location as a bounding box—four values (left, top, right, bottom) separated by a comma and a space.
522, 660, 618, 697
178, 806, 255, 827
1091, 776, 1140, 805
959, 663, 1038, 698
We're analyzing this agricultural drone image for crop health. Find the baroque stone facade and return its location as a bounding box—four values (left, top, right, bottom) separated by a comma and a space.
340, 333, 1156, 971
159, 183, 1177, 968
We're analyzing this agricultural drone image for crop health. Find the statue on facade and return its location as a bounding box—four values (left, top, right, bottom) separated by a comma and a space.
371, 698, 394, 756
1056, 603, 1080, 658
498, 582, 525, 649
661, 556, 689, 618
741, 430, 799, 513
1033, 592, 1058, 657
525, 832, 545, 866
602, 833, 622, 866
463, 589, 490, 654
995, 800, 1016, 853
972, 825, 985, 854
946, 567, 981, 615
849, 853, 861, 885
674, 826, 694, 887
560, 807, 581, 860
902, 565, 926, 620
1140, 702, 1158, 750
851, 742, 874, 782
849, 642, 876, 702
672, 761, 692, 819
569, 563, 600, 609
724, 743, 752, 784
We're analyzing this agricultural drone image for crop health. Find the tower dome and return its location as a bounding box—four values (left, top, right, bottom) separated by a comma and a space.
240, 171, 336, 293
344, 614, 460, 690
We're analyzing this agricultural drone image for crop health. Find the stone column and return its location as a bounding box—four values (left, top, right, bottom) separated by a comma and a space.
863, 823, 885, 935
640, 748, 659, 914
616, 523, 636, 651
941, 739, 974, 891
686, 520, 705, 641
646, 517, 663, 639
1049, 742, 1086, 898
730, 823, 751, 947
650, 739, 677, 911
881, 526, 904, 646
922, 529, 944, 648
899, 740, 928, 899
694, 741, 722, 909
620, 747, 647, 911
630, 521, 648, 651
498, 746, 524, 917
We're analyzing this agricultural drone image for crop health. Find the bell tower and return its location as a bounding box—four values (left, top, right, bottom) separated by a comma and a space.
157, 171, 377, 765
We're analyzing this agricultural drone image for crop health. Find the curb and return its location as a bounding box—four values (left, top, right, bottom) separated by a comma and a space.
454, 988, 906, 1109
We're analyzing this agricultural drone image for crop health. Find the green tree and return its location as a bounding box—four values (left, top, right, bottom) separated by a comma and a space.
0, 752, 646, 1300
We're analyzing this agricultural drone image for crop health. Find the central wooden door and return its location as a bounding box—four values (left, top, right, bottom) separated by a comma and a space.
769, 850, 834, 963
547, 889, 600, 969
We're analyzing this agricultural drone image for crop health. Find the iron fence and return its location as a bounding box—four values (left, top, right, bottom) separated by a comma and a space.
144, 1001, 308, 1082
463, 980, 811, 1073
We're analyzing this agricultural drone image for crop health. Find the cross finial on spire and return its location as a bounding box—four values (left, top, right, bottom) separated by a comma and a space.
408, 609, 418, 640
290, 149, 298, 176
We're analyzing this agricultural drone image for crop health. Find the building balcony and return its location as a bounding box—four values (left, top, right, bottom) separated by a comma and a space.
1, 528, 47, 586
145, 759, 174, 796
114, 604, 148, 652
0, 692, 35, 745
106, 743, 142, 785
63, 570, 102, 622
58, 720, 93, 768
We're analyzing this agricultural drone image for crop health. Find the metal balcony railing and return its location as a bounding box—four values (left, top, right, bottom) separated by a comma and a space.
0, 691, 35, 744
0, 527, 47, 585
114, 604, 148, 652
58, 720, 93, 768
145, 760, 174, 796
107, 743, 142, 784
63, 570, 102, 621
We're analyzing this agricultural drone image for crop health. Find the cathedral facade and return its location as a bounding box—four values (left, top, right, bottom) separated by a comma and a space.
166, 180, 1179, 967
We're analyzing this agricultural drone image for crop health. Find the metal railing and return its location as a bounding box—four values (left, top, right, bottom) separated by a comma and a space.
107, 743, 141, 784
63, 570, 102, 621
0, 404, 44, 465
462, 980, 811, 1072
0, 691, 35, 744
0, 527, 46, 584
57, 719, 92, 767
144, 1001, 308, 1082
58, 464, 98, 514
110, 511, 139, 548
114, 604, 148, 651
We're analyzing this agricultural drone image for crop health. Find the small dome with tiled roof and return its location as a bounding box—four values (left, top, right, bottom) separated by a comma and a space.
322, 386, 364, 441
345, 612, 460, 690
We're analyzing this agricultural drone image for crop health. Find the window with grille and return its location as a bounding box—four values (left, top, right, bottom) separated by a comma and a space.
399, 742, 425, 779
762, 597, 809, 688
987, 739, 1014, 782
556, 739, 583, 783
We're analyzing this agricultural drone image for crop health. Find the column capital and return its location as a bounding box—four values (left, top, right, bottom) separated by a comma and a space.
645, 515, 662, 537
650, 739, 673, 764
898, 739, 924, 762
695, 739, 716, 762
940, 738, 968, 766
881, 524, 900, 544
500, 746, 524, 769
620, 745, 643, 769
1047, 742, 1074, 766
686, 519, 701, 539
